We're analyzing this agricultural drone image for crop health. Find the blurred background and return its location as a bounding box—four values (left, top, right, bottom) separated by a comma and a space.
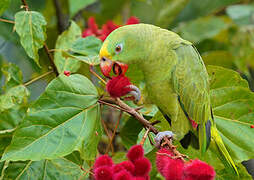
0, 0, 254, 178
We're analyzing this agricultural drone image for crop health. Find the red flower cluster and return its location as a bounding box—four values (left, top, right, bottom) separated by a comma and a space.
156, 148, 216, 180
106, 75, 132, 98
82, 16, 139, 41
93, 145, 151, 180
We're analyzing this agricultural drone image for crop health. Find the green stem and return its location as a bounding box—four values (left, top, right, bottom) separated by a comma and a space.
24, 71, 53, 86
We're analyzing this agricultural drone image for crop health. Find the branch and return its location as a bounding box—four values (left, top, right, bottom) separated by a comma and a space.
0, 18, 15, 24
44, 45, 59, 76
98, 97, 158, 135
52, 0, 68, 33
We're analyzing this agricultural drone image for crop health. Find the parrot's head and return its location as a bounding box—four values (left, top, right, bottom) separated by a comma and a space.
99, 24, 145, 78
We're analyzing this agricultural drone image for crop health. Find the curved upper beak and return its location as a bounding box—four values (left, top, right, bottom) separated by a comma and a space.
100, 56, 128, 78
100, 57, 113, 78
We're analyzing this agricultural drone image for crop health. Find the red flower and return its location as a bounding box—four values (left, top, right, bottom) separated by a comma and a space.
126, 16, 140, 25
156, 148, 184, 180
82, 16, 139, 41
94, 166, 113, 180
94, 155, 113, 169
183, 159, 216, 180
113, 169, 132, 180
250, 125, 254, 128
106, 75, 132, 98
133, 157, 151, 176
127, 145, 144, 162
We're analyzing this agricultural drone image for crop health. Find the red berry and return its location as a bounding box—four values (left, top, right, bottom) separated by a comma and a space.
127, 145, 144, 162
94, 155, 113, 169
94, 166, 113, 180
183, 159, 215, 180
106, 75, 132, 98
64, 70, 70, 76
133, 157, 151, 176
250, 125, 254, 128
113, 169, 132, 180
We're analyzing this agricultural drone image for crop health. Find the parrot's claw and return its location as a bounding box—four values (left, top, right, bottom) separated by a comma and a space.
126, 84, 141, 103
155, 131, 174, 148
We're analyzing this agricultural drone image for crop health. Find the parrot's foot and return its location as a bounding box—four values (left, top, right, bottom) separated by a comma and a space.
155, 131, 174, 148
126, 84, 141, 103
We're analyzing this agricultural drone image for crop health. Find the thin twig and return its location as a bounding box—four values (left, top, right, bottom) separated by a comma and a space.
0, 18, 15, 24
21, 0, 29, 10
98, 99, 127, 112
44, 44, 59, 76
101, 118, 114, 153
106, 111, 122, 154
89, 65, 106, 84
24, 71, 54, 86
140, 128, 150, 146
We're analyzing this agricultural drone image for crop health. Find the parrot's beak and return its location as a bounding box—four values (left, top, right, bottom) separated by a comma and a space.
100, 57, 113, 78
100, 56, 128, 78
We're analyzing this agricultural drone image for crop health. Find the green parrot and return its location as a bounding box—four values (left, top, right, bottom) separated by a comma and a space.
99, 24, 238, 174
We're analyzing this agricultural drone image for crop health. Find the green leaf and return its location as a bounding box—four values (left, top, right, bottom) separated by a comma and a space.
176, 0, 241, 22
1, 74, 102, 161
120, 116, 143, 149
69, 0, 96, 17
202, 50, 235, 69
226, 4, 254, 26
176, 16, 228, 43
0, 0, 10, 16
1, 63, 23, 91
3, 158, 86, 179
54, 21, 82, 73
71, 36, 102, 56
62, 52, 100, 66
14, 11, 47, 67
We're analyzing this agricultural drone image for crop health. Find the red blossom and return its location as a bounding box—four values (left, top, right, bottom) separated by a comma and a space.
133, 157, 151, 176
82, 16, 139, 41
183, 159, 216, 180
118, 161, 135, 174
113, 169, 132, 180
106, 75, 132, 98
63, 70, 70, 76
94, 166, 113, 180
126, 16, 140, 25
94, 155, 113, 169
127, 145, 144, 162
250, 125, 254, 128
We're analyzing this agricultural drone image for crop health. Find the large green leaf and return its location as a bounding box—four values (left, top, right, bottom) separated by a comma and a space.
54, 21, 82, 73
14, 11, 47, 67
69, 0, 96, 17
208, 66, 254, 163
3, 158, 86, 179
0, 0, 10, 16
176, 16, 228, 43
1, 74, 102, 161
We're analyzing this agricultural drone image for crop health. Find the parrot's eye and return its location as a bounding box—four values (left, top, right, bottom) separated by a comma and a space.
115, 43, 123, 54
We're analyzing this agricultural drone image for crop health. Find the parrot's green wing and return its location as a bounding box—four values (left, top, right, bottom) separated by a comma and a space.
171, 44, 211, 153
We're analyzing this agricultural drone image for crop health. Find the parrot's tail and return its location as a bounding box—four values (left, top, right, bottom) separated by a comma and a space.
211, 125, 239, 175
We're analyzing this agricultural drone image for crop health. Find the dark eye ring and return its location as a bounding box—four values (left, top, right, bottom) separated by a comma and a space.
115, 43, 123, 54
